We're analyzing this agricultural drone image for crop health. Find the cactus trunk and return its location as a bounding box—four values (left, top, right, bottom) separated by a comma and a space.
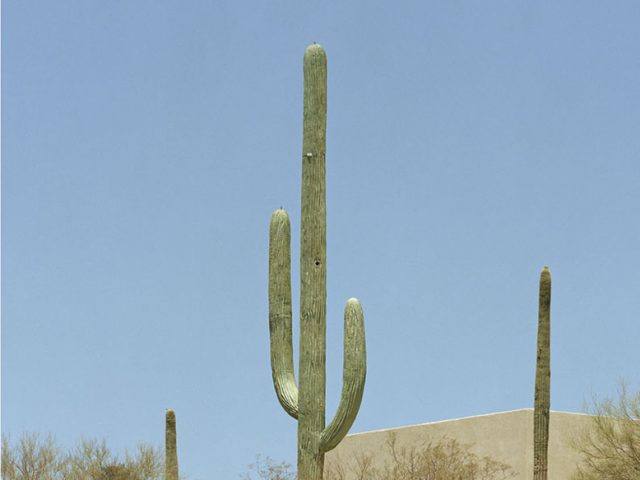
298, 43, 328, 480
268, 44, 366, 480
533, 267, 551, 480
165, 409, 178, 480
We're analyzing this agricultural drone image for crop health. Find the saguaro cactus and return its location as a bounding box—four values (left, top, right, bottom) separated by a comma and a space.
165, 409, 179, 480
268, 44, 366, 480
533, 266, 551, 480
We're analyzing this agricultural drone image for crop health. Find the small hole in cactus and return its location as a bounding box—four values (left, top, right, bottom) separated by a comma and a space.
314, 260, 321, 266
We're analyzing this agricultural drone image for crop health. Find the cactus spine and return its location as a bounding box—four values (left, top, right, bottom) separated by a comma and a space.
268, 44, 366, 480
533, 267, 551, 480
165, 409, 178, 480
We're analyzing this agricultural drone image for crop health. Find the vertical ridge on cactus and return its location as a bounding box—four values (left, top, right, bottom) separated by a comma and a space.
533, 266, 551, 480
268, 44, 366, 480
165, 409, 179, 480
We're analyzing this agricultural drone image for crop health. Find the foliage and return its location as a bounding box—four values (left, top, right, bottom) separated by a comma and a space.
1, 434, 163, 480
325, 433, 516, 480
2, 433, 66, 480
246, 434, 516, 480
242, 456, 295, 480
571, 384, 640, 480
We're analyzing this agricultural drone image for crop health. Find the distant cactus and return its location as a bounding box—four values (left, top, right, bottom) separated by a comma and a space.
268, 44, 366, 480
165, 409, 178, 480
533, 267, 551, 480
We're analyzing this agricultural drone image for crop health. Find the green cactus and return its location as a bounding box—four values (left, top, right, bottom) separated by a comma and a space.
533, 266, 551, 480
268, 44, 366, 480
165, 409, 178, 480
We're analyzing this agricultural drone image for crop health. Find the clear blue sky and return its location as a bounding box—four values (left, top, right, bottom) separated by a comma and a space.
3, 2, 639, 479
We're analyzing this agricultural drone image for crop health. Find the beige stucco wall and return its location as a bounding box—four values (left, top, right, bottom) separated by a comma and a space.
326, 409, 590, 479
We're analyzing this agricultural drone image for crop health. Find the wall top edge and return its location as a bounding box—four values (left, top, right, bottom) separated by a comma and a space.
347, 409, 591, 437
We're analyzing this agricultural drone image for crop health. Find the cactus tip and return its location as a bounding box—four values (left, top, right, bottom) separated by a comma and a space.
272, 208, 289, 218
305, 43, 326, 58
345, 298, 363, 314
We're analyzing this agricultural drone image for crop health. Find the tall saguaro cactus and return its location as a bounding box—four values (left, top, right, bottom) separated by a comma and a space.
268, 44, 366, 480
165, 409, 179, 480
533, 266, 551, 480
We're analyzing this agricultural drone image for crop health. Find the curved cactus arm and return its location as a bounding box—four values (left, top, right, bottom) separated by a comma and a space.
319, 298, 366, 452
269, 208, 299, 418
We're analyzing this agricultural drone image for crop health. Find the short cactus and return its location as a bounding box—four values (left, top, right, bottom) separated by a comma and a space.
268, 44, 366, 480
533, 266, 551, 480
165, 409, 178, 480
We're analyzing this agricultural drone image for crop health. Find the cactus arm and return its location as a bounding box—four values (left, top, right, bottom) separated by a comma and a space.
165, 409, 178, 480
320, 298, 366, 453
298, 43, 328, 480
269, 209, 299, 418
533, 266, 551, 480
